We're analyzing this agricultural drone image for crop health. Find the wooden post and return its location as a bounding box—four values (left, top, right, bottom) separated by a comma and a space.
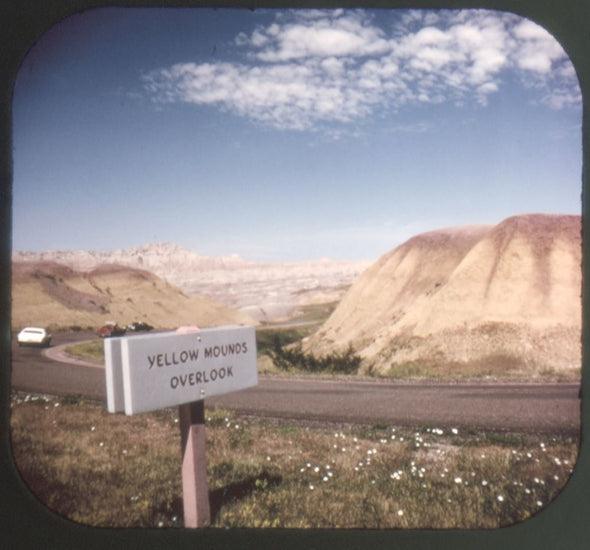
179, 400, 210, 527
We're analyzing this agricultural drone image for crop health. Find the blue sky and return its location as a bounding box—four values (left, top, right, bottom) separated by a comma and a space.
12, 8, 582, 262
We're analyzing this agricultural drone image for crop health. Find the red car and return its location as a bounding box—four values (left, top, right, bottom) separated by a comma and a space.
96, 323, 126, 338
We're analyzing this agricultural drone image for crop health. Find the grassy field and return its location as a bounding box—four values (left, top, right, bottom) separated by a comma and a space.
10, 392, 578, 529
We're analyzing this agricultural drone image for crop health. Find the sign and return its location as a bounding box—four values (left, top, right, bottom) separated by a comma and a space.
105, 325, 258, 415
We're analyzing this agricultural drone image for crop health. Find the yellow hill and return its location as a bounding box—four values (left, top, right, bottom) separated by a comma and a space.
11, 261, 257, 331
304, 214, 581, 377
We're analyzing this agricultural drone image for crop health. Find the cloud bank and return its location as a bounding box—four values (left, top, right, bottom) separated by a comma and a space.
142, 9, 580, 132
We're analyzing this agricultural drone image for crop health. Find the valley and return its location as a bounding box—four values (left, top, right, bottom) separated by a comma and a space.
12, 213, 582, 380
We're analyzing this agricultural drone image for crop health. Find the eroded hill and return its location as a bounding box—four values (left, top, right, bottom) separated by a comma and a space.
11, 261, 257, 331
303, 214, 581, 378
13, 243, 371, 322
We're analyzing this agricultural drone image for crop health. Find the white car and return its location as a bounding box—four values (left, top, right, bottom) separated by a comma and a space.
17, 327, 52, 347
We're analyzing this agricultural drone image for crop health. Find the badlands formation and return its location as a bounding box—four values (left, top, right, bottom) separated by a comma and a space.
304, 214, 582, 377
11, 261, 257, 330
13, 244, 371, 322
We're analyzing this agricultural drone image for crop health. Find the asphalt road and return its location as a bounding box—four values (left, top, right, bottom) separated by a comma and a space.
10, 332, 582, 434
11, 331, 107, 400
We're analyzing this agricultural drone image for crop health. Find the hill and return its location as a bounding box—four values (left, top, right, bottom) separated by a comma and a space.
303, 214, 581, 378
11, 261, 257, 331
12, 243, 371, 322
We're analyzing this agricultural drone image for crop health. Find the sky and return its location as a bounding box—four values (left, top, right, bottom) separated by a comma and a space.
12, 7, 582, 262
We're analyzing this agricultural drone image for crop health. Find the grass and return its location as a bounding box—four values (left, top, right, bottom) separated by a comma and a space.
64, 339, 105, 362
255, 326, 315, 355
65, 326, 315, 364
10, 392, 579, 529
285, 301, 340, 324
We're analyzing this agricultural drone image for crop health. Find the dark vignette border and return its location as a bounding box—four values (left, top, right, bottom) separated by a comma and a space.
1, 1, 587, 549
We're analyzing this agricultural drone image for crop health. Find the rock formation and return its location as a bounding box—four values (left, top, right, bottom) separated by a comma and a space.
13, 243, 371, 322
304, 214, 581, 377
11, 261, 257, 331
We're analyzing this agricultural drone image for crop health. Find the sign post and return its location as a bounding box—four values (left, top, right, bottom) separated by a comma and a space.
179, 400, 210, 527
104, 324, 258, 527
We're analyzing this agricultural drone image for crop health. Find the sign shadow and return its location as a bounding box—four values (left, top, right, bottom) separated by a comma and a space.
208, 471, 282, 525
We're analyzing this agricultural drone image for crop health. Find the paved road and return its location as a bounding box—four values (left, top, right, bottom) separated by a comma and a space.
210, 378, 581, 434
11, 332, 582, 434
11, 332, 106, 399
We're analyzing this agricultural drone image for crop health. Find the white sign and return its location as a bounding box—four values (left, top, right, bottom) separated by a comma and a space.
105, 325, 258, 415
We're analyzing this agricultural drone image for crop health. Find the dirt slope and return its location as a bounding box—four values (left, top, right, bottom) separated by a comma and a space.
11, 261, 257, 331
304, 214, 581, 377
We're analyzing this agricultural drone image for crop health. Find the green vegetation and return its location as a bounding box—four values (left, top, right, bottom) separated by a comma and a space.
64, 326, 579, 381
269, 340, 361, 375
258, 325, 362, 375
65, 340, 105, 362
383, 362, 437, 379
285, 301, 340, 324
255, 326, 315, 355
10, 392, 578, 529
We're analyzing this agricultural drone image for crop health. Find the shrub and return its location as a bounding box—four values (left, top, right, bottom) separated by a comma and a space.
269, 341, 361, 375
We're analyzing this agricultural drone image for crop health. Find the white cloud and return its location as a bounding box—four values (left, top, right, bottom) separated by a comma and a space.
247, 11, 391, 62
541, 87, 582, 110
382, 121, 433, 134
142, 9, 580, 133
513, 19, 553, 41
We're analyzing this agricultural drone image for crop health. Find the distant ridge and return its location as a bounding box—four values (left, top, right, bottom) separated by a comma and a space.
12, 242, 247, 273
13, 243, 372, 322
304, 214, 581, 377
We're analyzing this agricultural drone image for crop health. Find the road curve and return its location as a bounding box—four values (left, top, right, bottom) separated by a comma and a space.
11, 332, 582, 434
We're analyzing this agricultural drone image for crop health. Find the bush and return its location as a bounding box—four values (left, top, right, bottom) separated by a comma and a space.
269, 341, 361, 375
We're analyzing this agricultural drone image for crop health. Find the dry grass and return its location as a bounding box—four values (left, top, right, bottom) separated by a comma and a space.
10, 392, 578, 529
